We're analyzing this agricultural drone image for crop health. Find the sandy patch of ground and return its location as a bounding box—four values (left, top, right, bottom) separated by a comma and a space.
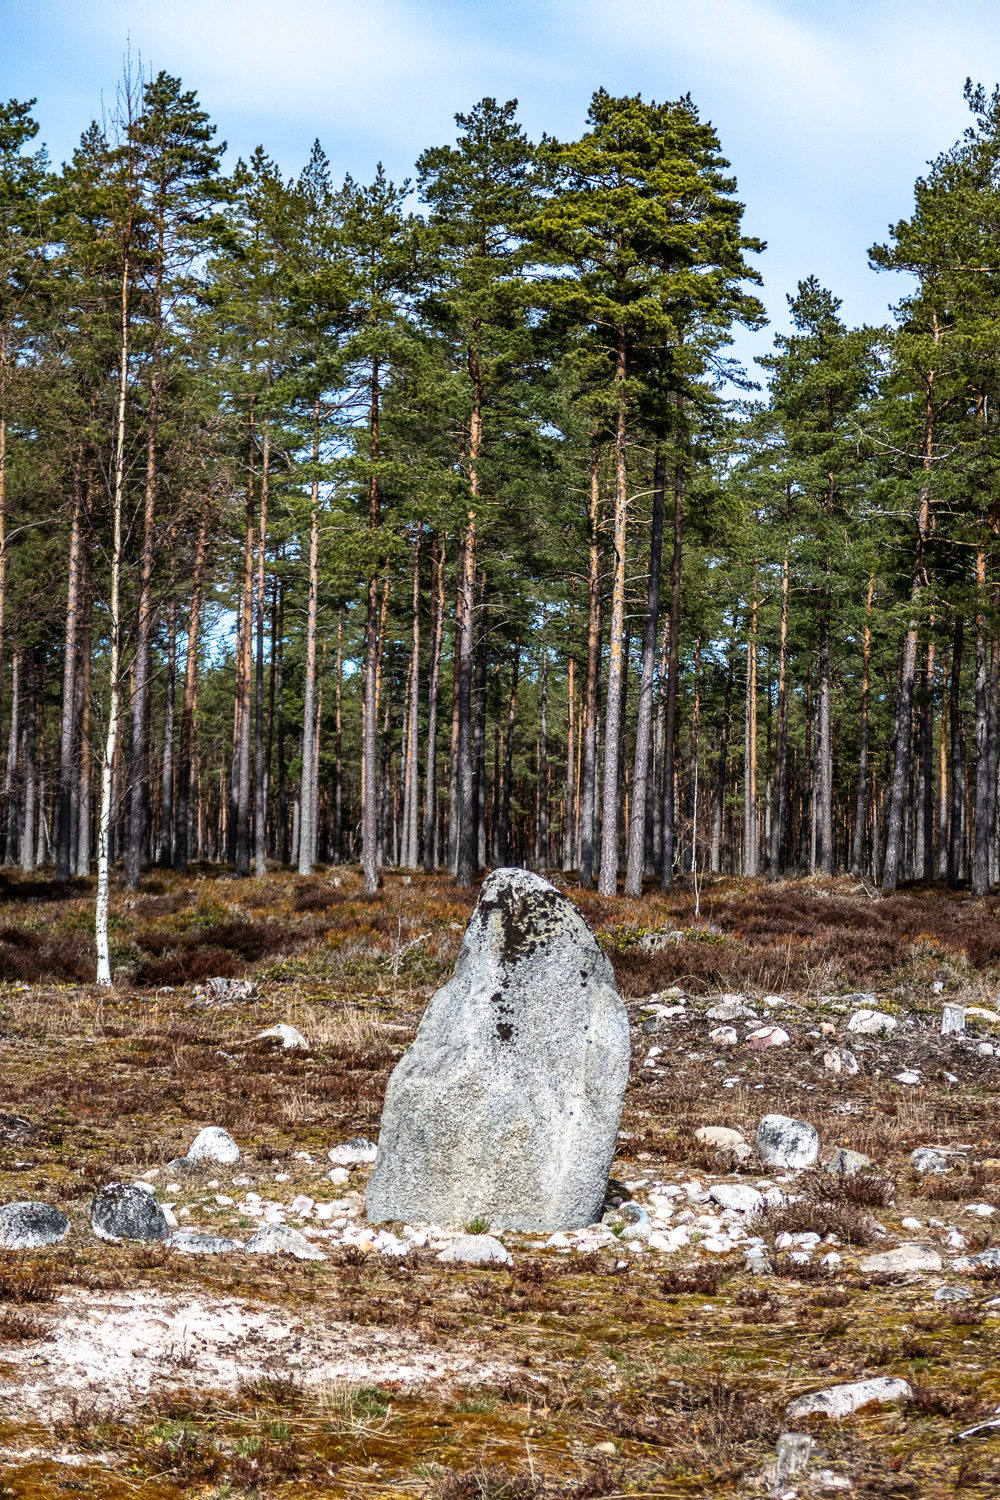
1, 1284, 510, 1421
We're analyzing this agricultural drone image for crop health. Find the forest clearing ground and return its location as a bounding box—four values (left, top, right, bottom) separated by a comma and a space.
0, 866, 999, 1497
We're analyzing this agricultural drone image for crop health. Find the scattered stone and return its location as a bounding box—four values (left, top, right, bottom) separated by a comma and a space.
695, 1125, 745, 1149
941, 1005, 966, 1036
823, 1047, 859, 1076
254, 1024, 308, 1050
206, 976, 255, 1001
0, 1200, 70, 1249
0, 1113, 37, 1141
186, 1126, 241, 1165
774, 1432, 814, 1482
366, 868, 630, 1232
910, 1146, 951, 1175
328, 1137, 379, 1166
895, 1070, 921, 1086
638, 929, 685, 951
814, 1470, 855, 1493
437, 1234, 512, 1265
859, 1243, 942, 1273
755, 1114, 819, 1170
170, 1231, 244, 1255
708, 1025, 738, 1046
900, 1217, 922, 1231
709, 1183, 763, 1214
706, 1000, 757, 1022
762, 994, 786, 1006
978, 1042, 995, 1056
934, 1284, 972, 1302
826, 1148, 872, 1176
244, 1224, 326, 1260
972, 1247, 1000, 1269
602, 1202, 651, 1240
91, 1183, 169, 1243
786, 1375, 911, 1421
847, 1009, 897, 1035
745, 1026, 789, 1049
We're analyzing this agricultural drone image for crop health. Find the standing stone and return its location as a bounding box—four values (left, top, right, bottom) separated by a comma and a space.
366, 868, 630, 1232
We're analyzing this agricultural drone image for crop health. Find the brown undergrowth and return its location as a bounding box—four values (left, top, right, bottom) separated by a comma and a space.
0, 867, 997, 1496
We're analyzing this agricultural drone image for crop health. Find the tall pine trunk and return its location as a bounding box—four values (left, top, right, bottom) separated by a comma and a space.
883, 366, 935, 892
948, 612, 966, 887
770, 551, 789, 873
423, 535, 444, 871
56, 467, 83, 880
403, 529, 421, 868
173, 500, 208, 874
625, 450, 665, 895
254, 421, 270, 876
537, 619, 548, 869
498, 640, 519, 863
97, 226, 130, 983
298, 407, 320, 877
973, 550, 994, 896
563, 643, 575, 872
362, 364, 381, 892
660, 463, 683, 889
711, 638, 735, 873
579, 447, 601, 889
816, 609, 833, 874
333, 610, 343, 864
157, 595, 176, 866
75, 544, 92, 877
743, 585, 759, 876
850, 576, 874, 877
3, 647, 18, 865
597, 330, 628, 897
233, 400, 256, 875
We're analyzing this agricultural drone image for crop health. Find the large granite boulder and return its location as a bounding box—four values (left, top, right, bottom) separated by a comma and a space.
366, 868, 630, 1232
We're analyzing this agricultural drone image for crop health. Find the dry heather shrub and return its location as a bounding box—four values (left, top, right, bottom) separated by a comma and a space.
0, 1253, 57, 1303
0, 1308, 49, 1340
750, 1198, 880, 1246
147, 1431, 225, 1481
132, 949, 244, 987
804, 1167, 897, 1209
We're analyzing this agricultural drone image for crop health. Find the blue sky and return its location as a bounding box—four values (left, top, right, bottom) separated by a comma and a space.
2, 0, 998, 380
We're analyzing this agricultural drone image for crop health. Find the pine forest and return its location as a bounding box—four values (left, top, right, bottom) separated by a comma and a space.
5, 71, 1000, 976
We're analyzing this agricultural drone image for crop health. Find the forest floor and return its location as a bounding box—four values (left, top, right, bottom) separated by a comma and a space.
0, 863, 999, 1499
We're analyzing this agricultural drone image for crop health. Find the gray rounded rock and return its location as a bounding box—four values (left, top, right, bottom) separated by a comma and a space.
437, 1234, 512, 1265
910, 1146, 951, 1175
826, 1148, 872, 1177
244, 1224, 325, 1260
366, 868, 630, 1232
169, 1230, 244, 1255
786, 1376, 910, 1421
0, 1200, 70, 1249
934, 1284, 972, 1302
91, 1182, 169, 1243
186, 1127, 240, 1165
755, 1114, 819, 1170
709, 1182, 764, 1214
